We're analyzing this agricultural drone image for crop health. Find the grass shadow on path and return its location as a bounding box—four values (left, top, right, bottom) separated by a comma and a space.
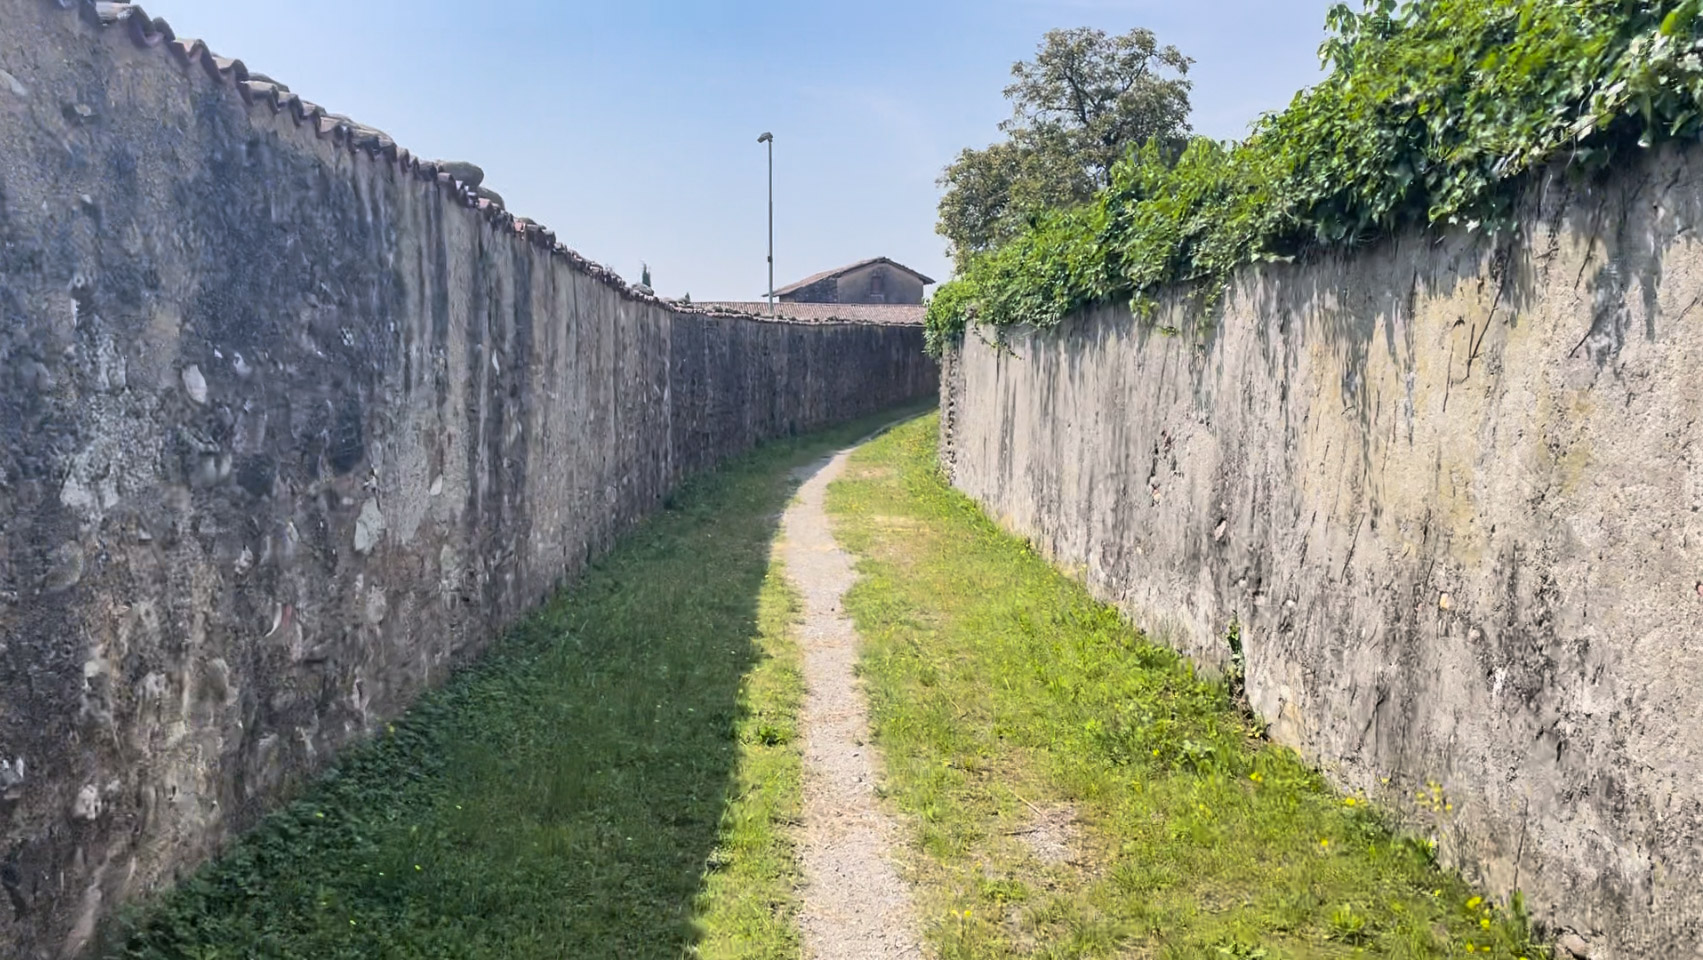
105, 403, 934, 960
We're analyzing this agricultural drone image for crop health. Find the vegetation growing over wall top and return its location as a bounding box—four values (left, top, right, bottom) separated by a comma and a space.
925, 0, 1703, 354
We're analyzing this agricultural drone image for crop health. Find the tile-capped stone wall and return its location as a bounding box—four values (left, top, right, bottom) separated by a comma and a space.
0, 2, 937, 955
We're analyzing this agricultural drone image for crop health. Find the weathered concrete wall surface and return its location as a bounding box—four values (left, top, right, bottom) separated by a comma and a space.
0, 2, 936, 956
940, 145, 1703, 958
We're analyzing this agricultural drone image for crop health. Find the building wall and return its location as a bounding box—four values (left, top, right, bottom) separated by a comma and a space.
777, 263, 929, 305
938, 144, 1703, 959
0, 3, 937, 956
834, 262, 927, 305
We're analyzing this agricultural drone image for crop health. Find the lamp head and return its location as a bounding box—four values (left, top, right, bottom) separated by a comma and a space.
757, 132, 773, 143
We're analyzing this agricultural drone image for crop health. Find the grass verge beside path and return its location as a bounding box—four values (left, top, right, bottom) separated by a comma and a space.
108, 406, 929, 960
825, 415, 1546, 960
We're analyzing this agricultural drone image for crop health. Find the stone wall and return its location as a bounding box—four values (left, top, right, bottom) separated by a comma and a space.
939, 145, 1703, 958
0, 2, 936, 956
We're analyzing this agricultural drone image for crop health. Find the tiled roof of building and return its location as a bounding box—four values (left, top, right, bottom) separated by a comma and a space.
771, 257, 937, 298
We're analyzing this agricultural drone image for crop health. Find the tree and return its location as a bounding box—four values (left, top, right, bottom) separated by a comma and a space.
937, 27, 1193, 267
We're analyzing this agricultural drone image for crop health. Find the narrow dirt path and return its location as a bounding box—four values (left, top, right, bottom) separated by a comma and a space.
780, 448, 924, 960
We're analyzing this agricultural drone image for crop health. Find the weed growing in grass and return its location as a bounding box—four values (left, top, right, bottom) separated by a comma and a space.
1326, 903, 1370, 945
825, 414, 1550, 960
102, 406, 928, 960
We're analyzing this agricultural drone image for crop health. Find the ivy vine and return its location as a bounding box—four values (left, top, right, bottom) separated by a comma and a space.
925, 0, 1703, 355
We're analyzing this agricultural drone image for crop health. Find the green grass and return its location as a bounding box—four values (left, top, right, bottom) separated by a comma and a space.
105, 406, 928, 960
825, 414, 1547, 960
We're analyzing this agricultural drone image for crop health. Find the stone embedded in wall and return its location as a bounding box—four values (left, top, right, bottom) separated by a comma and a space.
1, 757, 25, 801
69, 786, 100, 823
40, 543, 84, 595
354, 500, 387, 555
180, 364, 207, 405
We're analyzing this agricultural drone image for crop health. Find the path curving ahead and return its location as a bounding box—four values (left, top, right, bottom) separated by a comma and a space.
780, 448, 924, 960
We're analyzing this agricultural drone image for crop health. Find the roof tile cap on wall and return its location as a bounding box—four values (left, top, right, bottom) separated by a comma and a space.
50, 0, 922, 327
693, 302, 927, 326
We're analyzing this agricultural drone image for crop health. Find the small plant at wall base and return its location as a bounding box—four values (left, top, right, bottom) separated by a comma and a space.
1222, 616, 1257, 719
926, 0, 1703, 355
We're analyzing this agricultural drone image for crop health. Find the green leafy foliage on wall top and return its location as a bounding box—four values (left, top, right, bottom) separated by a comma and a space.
925, 0, 1703, 356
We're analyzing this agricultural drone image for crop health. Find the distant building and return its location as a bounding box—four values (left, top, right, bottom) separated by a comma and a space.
692, 257, 936, 324
773, 257, 935, 306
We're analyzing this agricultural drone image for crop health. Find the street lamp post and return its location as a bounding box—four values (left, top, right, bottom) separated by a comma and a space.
758, 131, 774, 317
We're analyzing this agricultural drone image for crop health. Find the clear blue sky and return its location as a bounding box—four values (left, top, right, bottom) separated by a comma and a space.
146, 0, 1339, 301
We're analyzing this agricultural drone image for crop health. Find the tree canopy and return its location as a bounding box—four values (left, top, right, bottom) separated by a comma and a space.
936, 27, 1193, 267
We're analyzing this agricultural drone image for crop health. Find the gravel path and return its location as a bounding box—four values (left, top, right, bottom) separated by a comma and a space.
780, 448, 924, 960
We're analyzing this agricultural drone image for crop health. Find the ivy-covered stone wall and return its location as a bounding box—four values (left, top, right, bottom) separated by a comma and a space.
940, 145, 1703, 959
